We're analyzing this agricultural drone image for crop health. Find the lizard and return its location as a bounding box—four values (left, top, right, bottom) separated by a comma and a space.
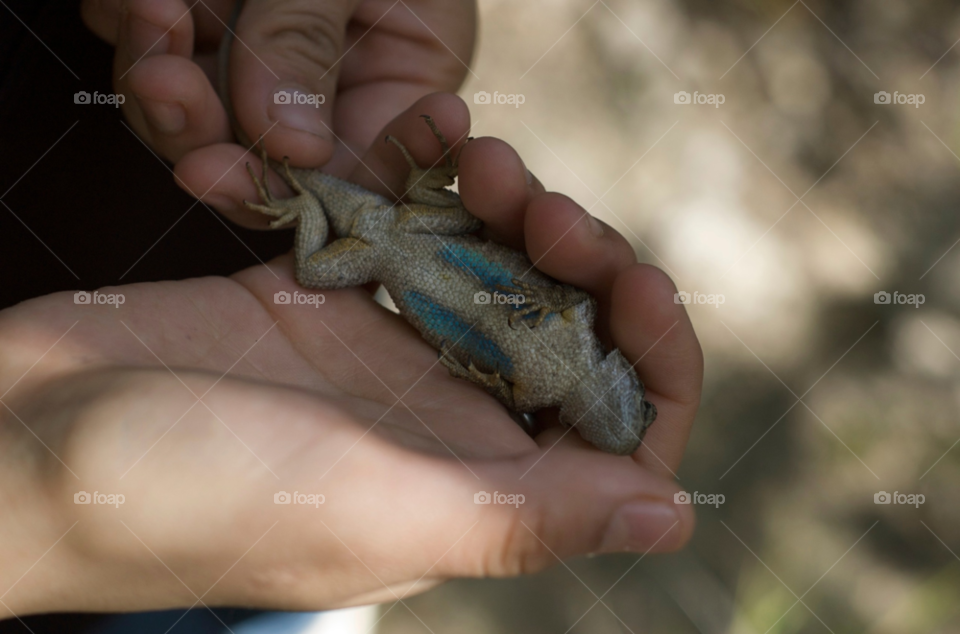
239, 117, 657, 455
216, 1, 656, 454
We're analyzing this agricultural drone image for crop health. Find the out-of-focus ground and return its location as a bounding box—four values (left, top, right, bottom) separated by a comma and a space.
378, 0, 960, 632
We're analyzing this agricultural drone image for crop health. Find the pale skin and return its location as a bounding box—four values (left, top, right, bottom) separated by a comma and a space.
0, 1, 702, 620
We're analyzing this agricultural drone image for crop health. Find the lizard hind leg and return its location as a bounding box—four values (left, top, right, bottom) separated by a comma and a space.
439, 342, 516, 409
243, 138, 324, 230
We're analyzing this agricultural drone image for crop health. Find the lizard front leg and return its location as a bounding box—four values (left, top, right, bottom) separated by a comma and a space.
384, 115, 484, 236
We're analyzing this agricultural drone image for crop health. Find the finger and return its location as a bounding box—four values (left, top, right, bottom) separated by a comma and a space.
112, 0, 201, 159
323, 83, 461, 177
176, 92, 467, 223
434, 443, 694, 579
124, 55, 232, 162
81, 0, 233, 47
80, 0, 123, 44
345, 92, 472, 198
174, 142, 293, 229
519, 193, 636, 344
320, 0, 478, 173
523, 193, 636, 298
228, 0, 362, 167
457, 137, 544, 250
114, 0, 195, 69
609, 264, 703, 474
173, 92, 471, 224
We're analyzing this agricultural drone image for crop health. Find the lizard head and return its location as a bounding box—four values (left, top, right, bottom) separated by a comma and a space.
559, 349, 657, 455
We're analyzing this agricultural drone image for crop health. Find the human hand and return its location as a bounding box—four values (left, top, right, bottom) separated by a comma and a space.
80, 0, 476, 174
0, 94, 701, 616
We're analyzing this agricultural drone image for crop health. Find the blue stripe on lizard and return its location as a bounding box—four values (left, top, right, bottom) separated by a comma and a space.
436, 243, 552, 323
403, 290, 514, 375
438, 244, 514, 290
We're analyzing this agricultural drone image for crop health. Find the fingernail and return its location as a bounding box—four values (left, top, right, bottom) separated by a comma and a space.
135, 97, 186, 135
520, 158, 534, 186
585, 213, 604, 238
268, 83, 327, 139
599, 500, 680, 554
205, 194, 239, 216
126, 16, 170, 60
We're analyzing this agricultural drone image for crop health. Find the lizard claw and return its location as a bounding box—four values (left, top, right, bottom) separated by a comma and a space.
497, 278, 587, 329
243, 141, 320, 228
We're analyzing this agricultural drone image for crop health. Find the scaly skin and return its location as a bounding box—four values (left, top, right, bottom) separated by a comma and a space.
244, 117, 656, 455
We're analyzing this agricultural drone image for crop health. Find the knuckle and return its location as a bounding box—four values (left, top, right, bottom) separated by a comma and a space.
257, 9, 343, 73
482, 506, 554, 577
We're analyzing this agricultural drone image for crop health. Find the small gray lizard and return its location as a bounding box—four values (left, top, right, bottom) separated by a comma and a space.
216, 0, 654, 453
240, 117, 656, 455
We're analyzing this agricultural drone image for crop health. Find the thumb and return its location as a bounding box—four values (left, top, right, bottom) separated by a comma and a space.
229, 0, 361, 166
441, 439, 695, 579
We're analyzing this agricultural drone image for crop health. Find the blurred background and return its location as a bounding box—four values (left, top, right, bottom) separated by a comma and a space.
380, 0, 960, 632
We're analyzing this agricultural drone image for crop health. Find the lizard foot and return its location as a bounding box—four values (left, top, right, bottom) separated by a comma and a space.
497, 278, 590, 329
438, 342, 515, 408
385, 115, 465, 207
243, 138, 315, 229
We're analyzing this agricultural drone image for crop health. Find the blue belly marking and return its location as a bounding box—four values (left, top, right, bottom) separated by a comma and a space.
436, 243, 552, 324
403, 290, 513, 374
438, 243, 514, 290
